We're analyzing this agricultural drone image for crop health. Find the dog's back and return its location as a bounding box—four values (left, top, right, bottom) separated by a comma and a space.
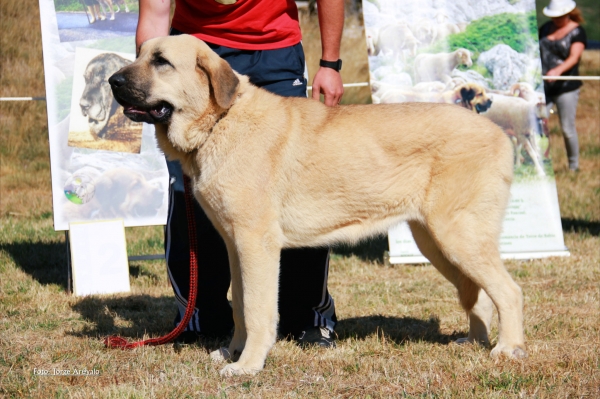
220, 89, 513, 248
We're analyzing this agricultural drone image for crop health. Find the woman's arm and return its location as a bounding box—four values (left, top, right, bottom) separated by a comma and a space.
545, 41, 585, 81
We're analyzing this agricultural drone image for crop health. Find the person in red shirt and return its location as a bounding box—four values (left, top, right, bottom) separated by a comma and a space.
137, 0, 344, 347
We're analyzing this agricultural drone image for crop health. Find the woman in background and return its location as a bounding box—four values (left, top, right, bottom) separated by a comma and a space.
539, 0, 587, 172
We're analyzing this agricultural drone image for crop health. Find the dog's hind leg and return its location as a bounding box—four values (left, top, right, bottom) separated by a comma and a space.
456, 288, 494, 346
409, 221, 492, 346
219, 230, 281, 376
420, 210, 526, 359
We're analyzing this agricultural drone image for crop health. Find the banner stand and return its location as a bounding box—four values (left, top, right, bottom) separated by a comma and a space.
63, 229, 165, 295
362, 0, 570, 263
38, 0, 170, 295
388, 251, 570, 265
64, 231, 72, 295
68, 220, 131, 297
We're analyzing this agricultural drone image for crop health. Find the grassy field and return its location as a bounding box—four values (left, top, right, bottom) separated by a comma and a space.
1, 0, 599, 397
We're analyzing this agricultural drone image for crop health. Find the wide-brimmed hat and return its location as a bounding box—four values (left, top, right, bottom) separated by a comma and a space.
543, 0, 577, 18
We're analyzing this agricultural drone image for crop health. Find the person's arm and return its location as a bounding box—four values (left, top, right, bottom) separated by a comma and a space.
545, 42, 585, 82
311, 0, 344, 106
136, 0, 172, 56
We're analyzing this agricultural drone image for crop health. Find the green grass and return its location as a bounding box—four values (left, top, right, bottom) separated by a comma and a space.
425, 11, 539, 57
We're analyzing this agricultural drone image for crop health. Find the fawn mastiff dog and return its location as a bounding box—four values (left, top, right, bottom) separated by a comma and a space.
109, 35, 526, 376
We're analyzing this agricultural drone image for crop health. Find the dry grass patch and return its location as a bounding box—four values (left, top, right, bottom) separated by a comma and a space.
1, 231, 598, 397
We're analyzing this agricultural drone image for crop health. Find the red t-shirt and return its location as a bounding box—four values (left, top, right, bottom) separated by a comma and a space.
171, 0, 302, 50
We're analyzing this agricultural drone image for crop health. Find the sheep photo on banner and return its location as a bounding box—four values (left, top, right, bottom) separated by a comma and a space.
362, 0, 569, 262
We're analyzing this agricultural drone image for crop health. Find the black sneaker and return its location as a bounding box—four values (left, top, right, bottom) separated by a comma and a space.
173, 329, 231, 345
296, 327, 336, 348
173, 331, 203, 344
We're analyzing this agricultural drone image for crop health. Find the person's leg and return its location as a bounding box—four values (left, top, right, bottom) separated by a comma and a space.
164, 35, 336, 344
164, 29, 234, 341
278, 247, 337, 343
165, 161, 234, 339
210, 42, 338, 345
554, 89, 580, 170
86, 6, 96, 23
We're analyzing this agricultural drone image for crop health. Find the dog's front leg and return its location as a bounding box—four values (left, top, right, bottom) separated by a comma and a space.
209, 244, 246, 363
219, 230, 281, 377
226, 243, 248, 358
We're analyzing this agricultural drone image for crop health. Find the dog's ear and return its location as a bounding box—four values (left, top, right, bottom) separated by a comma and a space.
197, 51, 240, 110
460, 87, 475, 109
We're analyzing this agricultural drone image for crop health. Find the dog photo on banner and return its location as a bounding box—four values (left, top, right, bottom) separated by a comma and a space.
39, 0, 169, 231
68, 49, 142, 153
362, 0, 569, 261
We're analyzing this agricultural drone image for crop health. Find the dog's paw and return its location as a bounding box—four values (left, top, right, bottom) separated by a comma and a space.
490, 344, 527, 359
210, 347, 231, 363
219, 363, 260, 377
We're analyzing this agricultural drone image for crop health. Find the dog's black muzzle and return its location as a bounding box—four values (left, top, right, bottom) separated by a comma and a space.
475, 99, 493, 114
109, 72, 173, 124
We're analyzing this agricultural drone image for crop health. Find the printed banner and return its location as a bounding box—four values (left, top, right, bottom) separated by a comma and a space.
361, 0, 569, 261
38, 0, 169, 231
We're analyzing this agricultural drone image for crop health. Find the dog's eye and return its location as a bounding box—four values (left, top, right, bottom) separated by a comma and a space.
152, 55, 173, 68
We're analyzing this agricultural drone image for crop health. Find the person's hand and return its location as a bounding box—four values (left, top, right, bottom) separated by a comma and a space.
311, 67, 344, 106
546, 67, 563, 83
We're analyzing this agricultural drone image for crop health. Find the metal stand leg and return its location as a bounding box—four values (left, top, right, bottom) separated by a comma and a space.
65, 231, 72, 295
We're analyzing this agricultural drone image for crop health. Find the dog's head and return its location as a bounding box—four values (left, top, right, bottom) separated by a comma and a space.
80, 53, 131, 138
455, 48, 473, 68
455, 83, 492, 114
109, 35, 240, 153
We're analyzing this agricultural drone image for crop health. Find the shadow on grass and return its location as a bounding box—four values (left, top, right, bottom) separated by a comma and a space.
69, 295, 232, 350
70, 296, 463, 350
70, 294, 175, 338
336, 315, 464, 345
332, 236, 388, 264
561, 218, 600, 236
1, 241, 69, 289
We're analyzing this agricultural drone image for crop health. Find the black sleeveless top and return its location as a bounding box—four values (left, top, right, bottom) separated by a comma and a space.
539, 21, 587, 97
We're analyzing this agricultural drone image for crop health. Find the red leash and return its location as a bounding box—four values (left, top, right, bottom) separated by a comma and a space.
104, 175, 199, 349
